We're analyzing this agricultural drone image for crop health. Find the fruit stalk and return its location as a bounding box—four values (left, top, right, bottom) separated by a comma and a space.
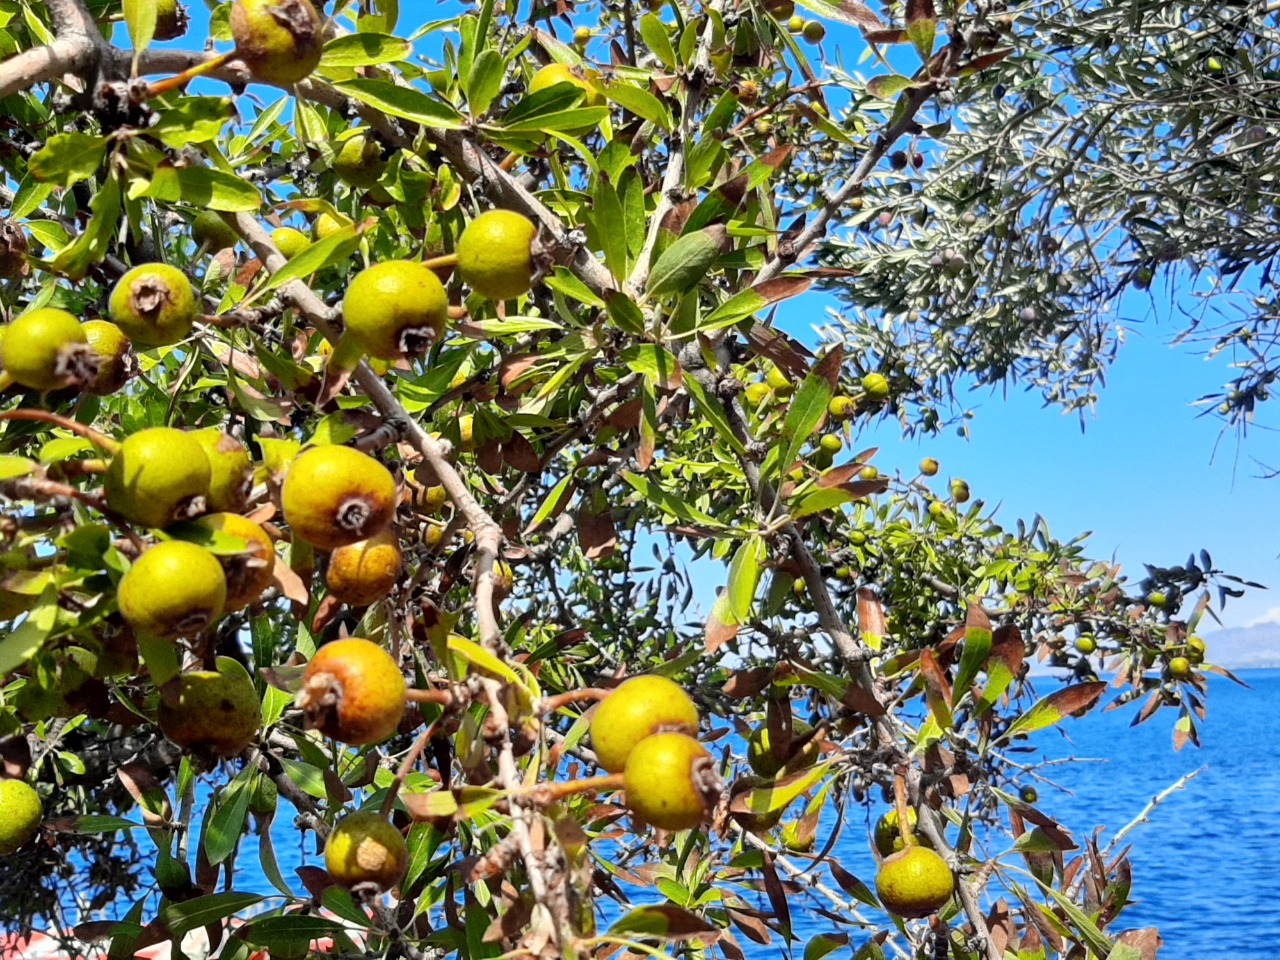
515, 773, 625, 804
893, 767, 912, 848
537, 687, 610, 714
145, 50, 236, 98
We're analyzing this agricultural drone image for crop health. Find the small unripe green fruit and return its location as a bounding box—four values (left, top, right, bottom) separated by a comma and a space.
1019, 785, 1038, 804
818, 434, 843, 454
343, 260, 448, 360
802, 20, 826, 42
573, 26, 592, 44
103, 427, 212, 528
193, 430, 254, 514
159, 670, 260, 758
191, 211, 238, 252
873, 807, 928, 857
297, 637, 406, 744
928, 500, 947, 517
766, 366, 792, 394
332, 134, 386, 189
787, 14, 804, 32
1186, 635, 1206, 663
1147, 590, 1168, 607
194, 512, 275, 611
1167, 656, 1191, 679
82, 320, 131, 395
919, 457, 939, 476
104, 427, 212, 529
591, 674, 699, 774
876, 846, 954, 918
764, 0, 796, 18
231, 0, 324, 86
859, 465, 879, 480
1074, 635, 1096, 655
623, 732, 717, 831
0, 779, 42, 855
745, 382, 772, 406
861, 372, 891, 401
272, 227, 310, 259
828, 395, 855, 418
109, 263, 197, 347
457, 210, 538, 301
1, 308, 97, 391
282, 444, 397, 551
117, 540, 227, 641
949, 478, 971, 503
747, 719, 818, 777
326, 810, 408, 892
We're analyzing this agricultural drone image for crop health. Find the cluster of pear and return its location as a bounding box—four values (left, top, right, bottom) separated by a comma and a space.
588, 676, 716, 831
871, 807, 956, 918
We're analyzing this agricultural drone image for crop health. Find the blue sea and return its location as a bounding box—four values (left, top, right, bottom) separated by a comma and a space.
61, 671, 1280, 958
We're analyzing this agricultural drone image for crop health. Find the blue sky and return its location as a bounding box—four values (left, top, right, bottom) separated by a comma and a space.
160, 1, 1278, 627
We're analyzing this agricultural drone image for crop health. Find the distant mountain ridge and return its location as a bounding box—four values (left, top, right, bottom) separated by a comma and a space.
1200, 621, 1280, 670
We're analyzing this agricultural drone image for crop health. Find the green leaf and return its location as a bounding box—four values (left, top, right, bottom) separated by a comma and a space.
279, 757, 328, 799
136, 632, 180, 687
498, 107, 610, 134
683, 374, 748, 456
805, 933, 849, 960
731, 763, 832, 817
28, 133, 107, 187
0, 455, 37, 479
953, 604, 993, 699
621, 471, 722, 528
646, 227, 723, 298
204, 767, 253, 864
1033, 878, 1117, 958
122, 0, 156, 53
905, 0, 937, 60
157, 892, 263, 940
866, 75, 919, 99
791, 486, 862, 519
694, 276, 812, 334
151, 97, 234, 147
621, 344, 681, 385
244, 916, 346, 953
252, 223, 364, 299
544, 267, 605, 308
58, 815, 142, 834
607, 904, 720, 942
319, 33, 412, 68
592, 176, 629, 282
725, 535, 767, 622
597, 81, 671, 130
334, 79, 465, 130
776, 349, 840, 483
525, 474, 575, 534
466, 49, 506, 116
141, 164, 262, 212
999, 682, 1107, 742
639, 14, 677, 69
0, 584, 58, 674
256, 827, 293, 897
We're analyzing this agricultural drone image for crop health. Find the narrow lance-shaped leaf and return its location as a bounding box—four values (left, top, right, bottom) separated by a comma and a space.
905, 0, 937, 61
646, 226, 725, 299
918, 648, 954, 731
953, 603, 994, 697
999, 682, 1107, 742
974, 623, 1024, 715
776, 346, 843, 485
